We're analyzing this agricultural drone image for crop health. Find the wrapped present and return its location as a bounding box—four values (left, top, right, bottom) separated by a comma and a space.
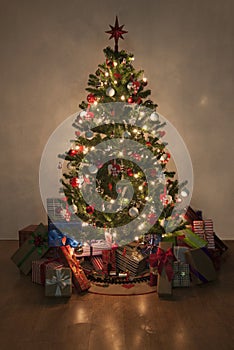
193, 220, 205, 240
185, 248, 216, 284
91, 256, 104, 272
172, 262, 190, 287
59, 246, 90, 293
11, 223, 49, 275
102, 249, 116, 274
47, 198, 82, 247
18, 225, 39, 247
45, 267, 72, 297
175, 229, 207, 249
157, 242, 175, 297
116, 246, 147, 276
74, 240, 111, 257
32, 258, 63, 285
204, 219, 215, 249
173, 246, 189, 263
149, 253, 158, 286
184, 206, 203, 224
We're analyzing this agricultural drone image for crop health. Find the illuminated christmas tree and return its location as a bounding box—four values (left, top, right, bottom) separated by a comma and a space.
60, 17, 188, 246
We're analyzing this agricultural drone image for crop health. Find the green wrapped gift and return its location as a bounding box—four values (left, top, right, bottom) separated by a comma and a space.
175, 229, 207, 248
11, 223, 49, 275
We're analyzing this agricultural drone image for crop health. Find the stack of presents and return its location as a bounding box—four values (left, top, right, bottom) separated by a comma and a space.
11, 203, 228, 298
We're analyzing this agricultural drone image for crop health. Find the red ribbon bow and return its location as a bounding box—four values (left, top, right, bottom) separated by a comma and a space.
156, 247, 175, 282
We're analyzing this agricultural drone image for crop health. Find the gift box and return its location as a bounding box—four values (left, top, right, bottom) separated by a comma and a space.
102, 249, 116, 274
157, 242, 175, 297
204, 219, 215, 249
32, 258, 63, 285
184, 206, 203, 224
185, 248, 216, 284
45, 267, 72, 297
149, 253, 158, 286
116, 246, 147, 276
18, 225, 39, 247
193, 220, 205, 240
59, 246, 90, 293
91, 256, 104, 273
172, 262, 190, 287
173, 246, 189, 263
11, 223, 49, 275
175, 229, 207, 249
47, 198, 82, 247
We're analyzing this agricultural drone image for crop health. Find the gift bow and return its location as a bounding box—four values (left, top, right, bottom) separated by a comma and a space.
156, 247, 175, 282
46, 269, 71, 296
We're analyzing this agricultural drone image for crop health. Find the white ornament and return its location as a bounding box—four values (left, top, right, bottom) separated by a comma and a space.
69, 204, 78, 214
181, 189, 189, 197
128, 207, 139, 217
106, 87, 115, 97
88, 164, 98, 174
127, 82, 133, 90
80, 111, 87, 118
150, 112, 159, 122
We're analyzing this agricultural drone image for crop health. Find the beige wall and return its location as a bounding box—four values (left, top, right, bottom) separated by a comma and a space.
0, 0, 233, 239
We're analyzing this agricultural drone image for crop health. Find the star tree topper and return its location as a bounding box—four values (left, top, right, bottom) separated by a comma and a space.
105, 16, 128, 52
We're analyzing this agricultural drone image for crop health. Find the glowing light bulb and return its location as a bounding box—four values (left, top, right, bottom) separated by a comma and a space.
134, 174, 139, 178
113, 61, 117, 67
105, 72, 109, 77
121, 95, 125, 101
133, 129, 138, 133
139, 185, 143, 191
143, 77, 147, 83
94, 101, 98, 106
114, 80, 118, 84
110, 199, 115, 204
135, 236, 139, 241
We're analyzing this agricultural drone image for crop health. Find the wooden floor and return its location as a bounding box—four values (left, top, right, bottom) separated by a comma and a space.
0, 241, 233, 350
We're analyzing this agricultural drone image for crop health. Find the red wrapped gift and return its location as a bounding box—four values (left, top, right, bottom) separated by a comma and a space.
156, 242, 175, 297
102, 249, 116, 274
91, 256, 104, 273
32, 258, 63, 285
59, 246, 90, 293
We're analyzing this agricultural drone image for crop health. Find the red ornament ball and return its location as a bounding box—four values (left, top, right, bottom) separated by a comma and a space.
127, 168, 133, 177
68, 149, 78, 156
86, 205, 95, 214
87, 94, 96, 103
128, 96, 134, 104
70, 177, 79, 188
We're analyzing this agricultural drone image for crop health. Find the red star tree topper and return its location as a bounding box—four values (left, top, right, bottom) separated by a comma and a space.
105, 16, 128, 52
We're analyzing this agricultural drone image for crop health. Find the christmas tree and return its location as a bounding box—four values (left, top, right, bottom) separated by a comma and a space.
60, 17, 189, 246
